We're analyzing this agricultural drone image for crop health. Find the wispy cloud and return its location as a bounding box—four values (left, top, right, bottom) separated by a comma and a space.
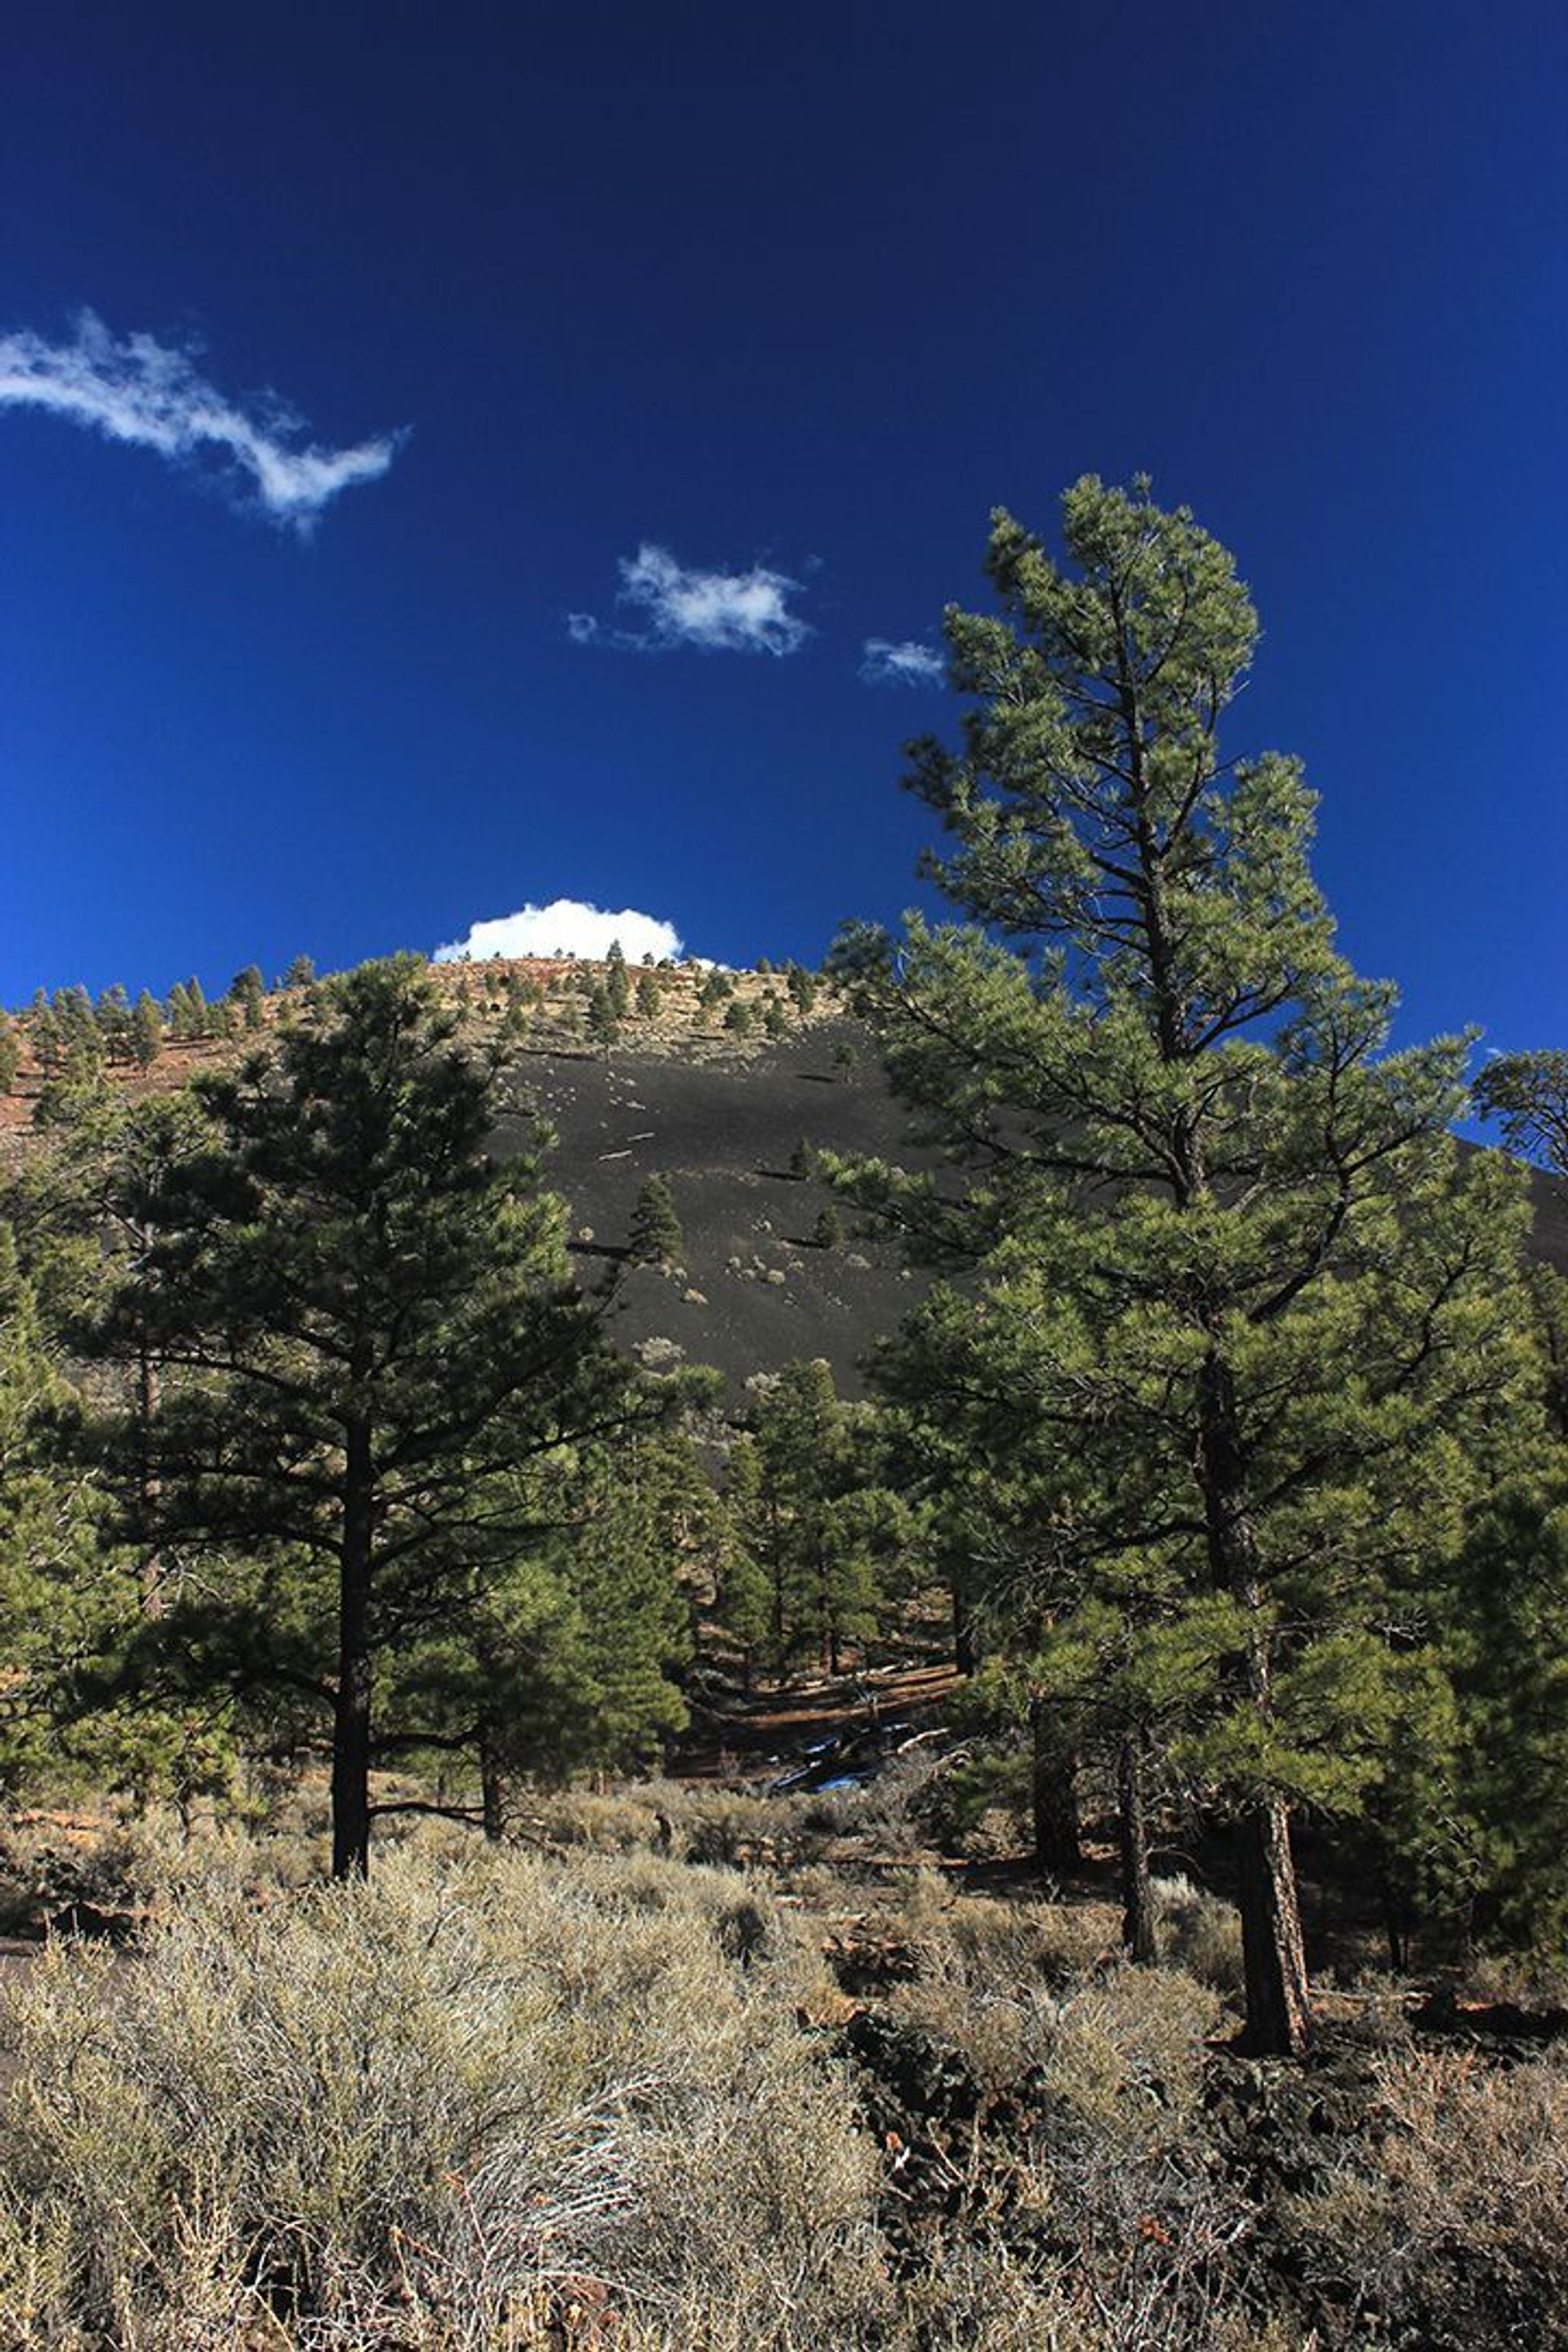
0, 310, 403, 532
571, 542, 811, 655
434, 898, 686, 965
860, 637, 944, 687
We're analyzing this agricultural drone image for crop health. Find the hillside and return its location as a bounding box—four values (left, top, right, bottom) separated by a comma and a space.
4, 955, 1567, 1405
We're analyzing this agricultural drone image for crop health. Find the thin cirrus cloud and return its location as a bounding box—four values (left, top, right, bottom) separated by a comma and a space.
860, 637, 944, 687
434, 898, 686, 966
0, 310, 403, 532
569, 541, 811, 656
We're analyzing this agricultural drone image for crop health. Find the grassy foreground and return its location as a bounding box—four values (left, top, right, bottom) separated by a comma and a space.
1, 1805, 1567, 2347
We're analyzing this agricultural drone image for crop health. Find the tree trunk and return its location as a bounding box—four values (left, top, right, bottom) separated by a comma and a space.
1384, 1894, 1410, 1977
135, 1338, 163, 1617
479, 1723, 506, 1843
1031, 1699, 1081, 1875
951, 1570, 977, 1676
332, 1418, 374, 1880
1196, 1348, 1314, 2055
1119, 1727, 1156, 1963
1235, 1797, 1313, 2055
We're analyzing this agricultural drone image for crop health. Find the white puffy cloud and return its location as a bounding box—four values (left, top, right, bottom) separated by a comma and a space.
434, 898, 685, 965
570, 542, 811, 655
0, 310, 403, 532
860, 637, 944, 687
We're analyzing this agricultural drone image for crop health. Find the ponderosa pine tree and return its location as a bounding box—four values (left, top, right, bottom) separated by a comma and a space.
131, 991, 163, 1070
604, 939, 631, 1022
786, 962, 817, 1015
728, 1361, 902, 1676
78, 956, 668, 1877
0, 1225, 100, 1791
628, 1174, 684, 1267
228, 964, 266, 1031
94, 986, 131, 1066
833, 478, 1535, 2052
586, 980, 620, 1054
374, 1424, 704, 1838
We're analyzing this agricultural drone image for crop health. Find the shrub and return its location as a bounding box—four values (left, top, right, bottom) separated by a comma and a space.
1152, 1871, 1245, 1998
0, 1845, 888, 2345
1290, 2046, 1568, 2347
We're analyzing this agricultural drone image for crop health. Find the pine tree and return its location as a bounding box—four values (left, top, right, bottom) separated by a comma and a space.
281, 954, 317, 991
834, 479, 1535, 2051
811, 1205, 844, 1250
635, 970, 662, 1020
715, 1434, 773, 1681
54, 988, 104, 1081
78, 956, 665, 1878
0, 1221, 208, 1810
604, 939, 630, 1021
730, 1361, 902, 1675
0, 1226, 101, 1792
1473, 1051, 1568, 1173
0, 1013, 18, 1096
378, 1428, 702, 1834
786, 962, 817, 1015
229, 964, 266, 1031
131, 992, 163, 1069
585, 980, 620, 1054
628, 1174, 684, 1267
94, 986, 131, 1065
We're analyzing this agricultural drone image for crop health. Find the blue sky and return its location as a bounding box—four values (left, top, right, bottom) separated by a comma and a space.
2, 2, 1565, 1067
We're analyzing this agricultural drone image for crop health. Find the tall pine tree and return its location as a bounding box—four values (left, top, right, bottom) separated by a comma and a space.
79, 956, 668, 1877
835, 479, 1534, 2051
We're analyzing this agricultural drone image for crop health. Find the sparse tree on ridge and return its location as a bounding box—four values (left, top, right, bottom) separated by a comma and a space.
94, 986, 131, 1065
833, 477, 1536, 2051
786, 962, 817, 1015
228, 965, 266, 1031
604, 939, 630, 1021
131, 993, 163, 1070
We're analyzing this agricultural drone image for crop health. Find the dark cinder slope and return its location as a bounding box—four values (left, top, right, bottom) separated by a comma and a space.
490, 1020, 940, 1402
494, 1023, 1568, 1406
